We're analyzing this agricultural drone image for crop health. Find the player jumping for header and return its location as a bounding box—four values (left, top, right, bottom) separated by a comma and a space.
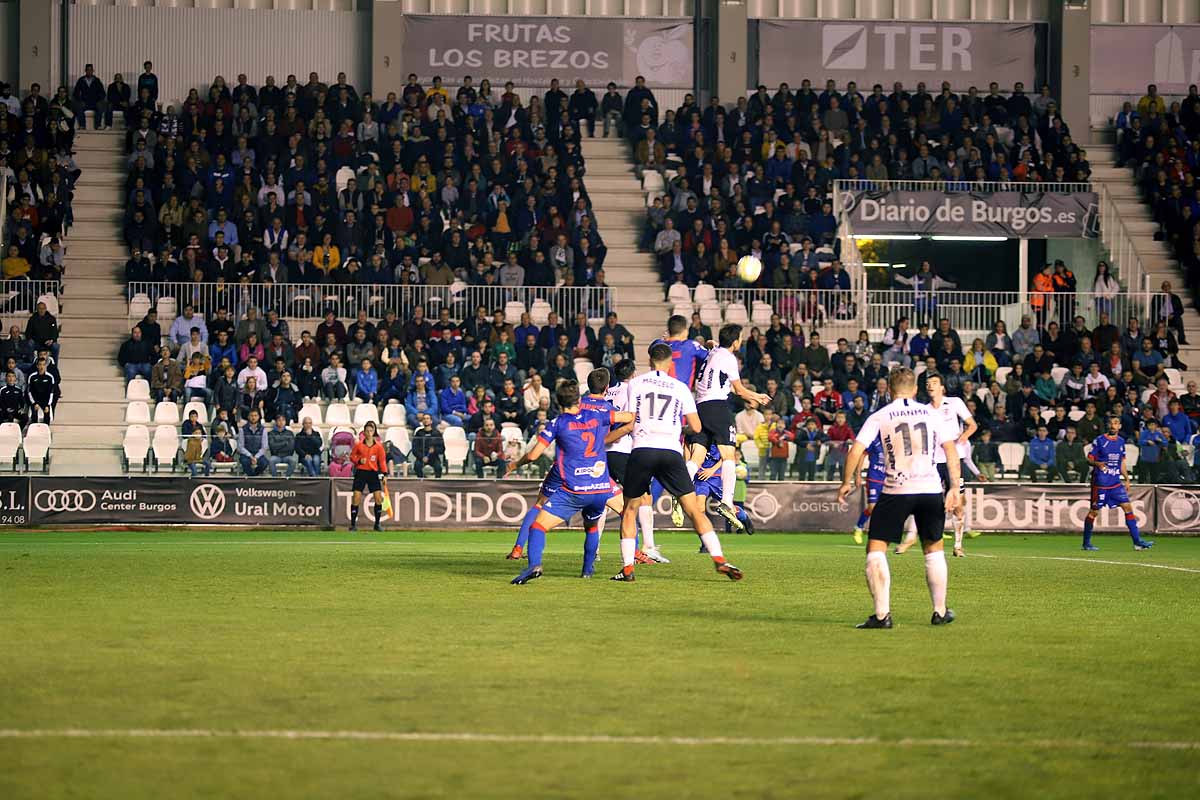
1082, 415, 1154, 551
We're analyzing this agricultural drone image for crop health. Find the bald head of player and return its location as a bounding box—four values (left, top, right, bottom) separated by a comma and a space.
649, 341, 673, 369
889, 367, 918, 398
587, 367, 611, 396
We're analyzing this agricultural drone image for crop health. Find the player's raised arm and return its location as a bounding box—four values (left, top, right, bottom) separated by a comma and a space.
506, 437, 548, 476
730, 376, 771, 409
838, 440, 868, 503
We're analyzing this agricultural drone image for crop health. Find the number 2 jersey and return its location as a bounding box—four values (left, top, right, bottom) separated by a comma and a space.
626, 369, 698, 454
653, 337, 709, 389
854, 398, 959, 495
1089, 434, 1126, 489
537, 403, 618, 494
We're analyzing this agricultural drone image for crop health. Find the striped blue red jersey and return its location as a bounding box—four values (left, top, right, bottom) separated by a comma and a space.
537, 405, 616, 493
1089, 434, 1126, 489
866, 436, 886, 482
653, 337, 709, 388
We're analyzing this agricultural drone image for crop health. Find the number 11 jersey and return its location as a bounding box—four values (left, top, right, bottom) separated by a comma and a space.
627, 369, 698, 454
854, 398, 959, 495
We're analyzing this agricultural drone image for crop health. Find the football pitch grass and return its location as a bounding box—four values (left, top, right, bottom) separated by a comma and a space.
2, 529, 1198, 799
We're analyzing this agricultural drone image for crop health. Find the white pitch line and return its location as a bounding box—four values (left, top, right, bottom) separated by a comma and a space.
0, 728, 1196, 751
834, 545, 1200, 574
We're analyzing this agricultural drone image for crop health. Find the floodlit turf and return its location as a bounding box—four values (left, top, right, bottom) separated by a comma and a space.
1, 529, 1199, 799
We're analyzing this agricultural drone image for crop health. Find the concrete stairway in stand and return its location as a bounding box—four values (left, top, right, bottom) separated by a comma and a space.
51, 126, 130, 475
581, 137, 670, 351
1089, 143, 1200, 386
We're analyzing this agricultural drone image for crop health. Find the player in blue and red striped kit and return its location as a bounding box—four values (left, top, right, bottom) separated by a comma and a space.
694, 443, 754, 533
851, 436, 887, 545
505, 379, 634, 583
653, 314, 709, 389
1083, 416, 1154, 551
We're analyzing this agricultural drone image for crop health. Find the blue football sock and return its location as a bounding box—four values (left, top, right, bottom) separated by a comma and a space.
855, 509, 870, 528
737, 506, 749, 524
1082, 517, 1094, 547
582, 528, 599, 574
515, 504, 540, 548
527, 521, 547, 568
1125, 513, 1140, 543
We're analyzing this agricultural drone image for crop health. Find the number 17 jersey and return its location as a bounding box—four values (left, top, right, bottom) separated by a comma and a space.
627, 369, 698, 454
854, 398, 959, 495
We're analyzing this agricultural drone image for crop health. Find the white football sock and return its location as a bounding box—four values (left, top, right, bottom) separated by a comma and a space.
902, 517, 918, 544
638, 504, 656, 550
686, 460, 699, 480
865, 550, 891, 619
720, 459, 736, 505
597, 508, 608, 538
925, 550, 948, 615
953, 514, 964, 549
620, 537, 637, 567
699, 531, 723, 559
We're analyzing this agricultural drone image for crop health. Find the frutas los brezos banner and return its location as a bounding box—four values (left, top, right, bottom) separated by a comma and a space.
841, 188, 1099, 239
757, 21, 1036, 90
1091, 25, 1200, 95
400, 16, 693, 88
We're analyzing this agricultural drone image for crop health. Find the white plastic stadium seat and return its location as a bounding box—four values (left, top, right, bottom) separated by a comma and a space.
23, 424, 51, 471
37, 293, 60, 317
530, 300, 552, 326
125, 401, 151, 424
693, 283, 716, 304
325, 403, 352, 426
1068, 409, 1085, 422
129, 293, 152, 320
667, 283, 691, 304
751, 302, 773, 328
699, 302, 722, 329
1164, 368, 1183, 390
443, 426, 467, 443
299, 402, 323, 426
672, 302, 694, 319
153, 401, 180, 425
1141, 388, 1154, 404
724, 303, 749, 326
353, 402, 380, 428
123, 425, 151, 472
574, 359, 593, 385
381, 403, 407, 428
156, 295, 177, 320
1124, 443, 1139, 468
0, 423, 22, 469
126, 379, 151, 402
1040, 409, 1055, 423
1051, 366, 1068, 384
504, 301, 526, 324
740, 441, 760, 468
443, 427, 470, 473
183, 401, 209, 425
998, 443, 1025, 477
151, 425, 180, 471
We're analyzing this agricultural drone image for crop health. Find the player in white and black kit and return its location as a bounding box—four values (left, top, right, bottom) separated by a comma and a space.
602, 359, 668, 564
613, 342, 743, 582
686, 324, 770, 533
838, 368, 962, 628
921, 374, 979, 558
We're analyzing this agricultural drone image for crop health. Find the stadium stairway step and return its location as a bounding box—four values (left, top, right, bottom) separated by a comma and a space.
581, 136, 670, 361
47, 447, 125, 477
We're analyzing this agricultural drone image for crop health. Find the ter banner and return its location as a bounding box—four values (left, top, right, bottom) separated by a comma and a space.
331, 478, 860, 533
1091, 26, 1200, 95
399, 16, 693, 88
27, 477, 331, 527
961, 483, 1156, 533
840, 188, 1099, 239
757, 21, 1035, 90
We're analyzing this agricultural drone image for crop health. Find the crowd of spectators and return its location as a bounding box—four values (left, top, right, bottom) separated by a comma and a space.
636, 79, 1084, 295
726, 306, 1199, 484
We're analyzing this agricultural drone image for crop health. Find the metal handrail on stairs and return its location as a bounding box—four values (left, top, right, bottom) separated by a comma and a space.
1098, 180, 1150, 296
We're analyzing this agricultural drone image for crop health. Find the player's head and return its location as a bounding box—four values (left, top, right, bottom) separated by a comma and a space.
666, 315, 688, 337
587, 367, 610, 395
613, 358, 635, 382
1106, 415, 1121, 435
649, 342, 673, 369
556, 379, 581, 410
926, 373, 944, 398
718, 323, 743, 350
888, 367, 918, 399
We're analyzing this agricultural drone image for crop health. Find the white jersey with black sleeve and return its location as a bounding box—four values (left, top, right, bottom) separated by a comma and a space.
603, 380, 633, 454
694, 346, 741, 403
930, 395, 971, 463
854, 398, 960, 495
627, 369, 697, 454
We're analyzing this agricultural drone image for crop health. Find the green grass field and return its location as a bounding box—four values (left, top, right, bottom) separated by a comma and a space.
2, 529, 1198, 799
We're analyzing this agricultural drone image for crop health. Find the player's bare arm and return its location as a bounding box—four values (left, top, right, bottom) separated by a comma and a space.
684, 412, 701, 433
959, 414, 978, 446
605, 421, 633, 445
505, 439, 548, 476
838, 441, 867, 503
730, 378, 770, 408
942, 441, 962, 512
